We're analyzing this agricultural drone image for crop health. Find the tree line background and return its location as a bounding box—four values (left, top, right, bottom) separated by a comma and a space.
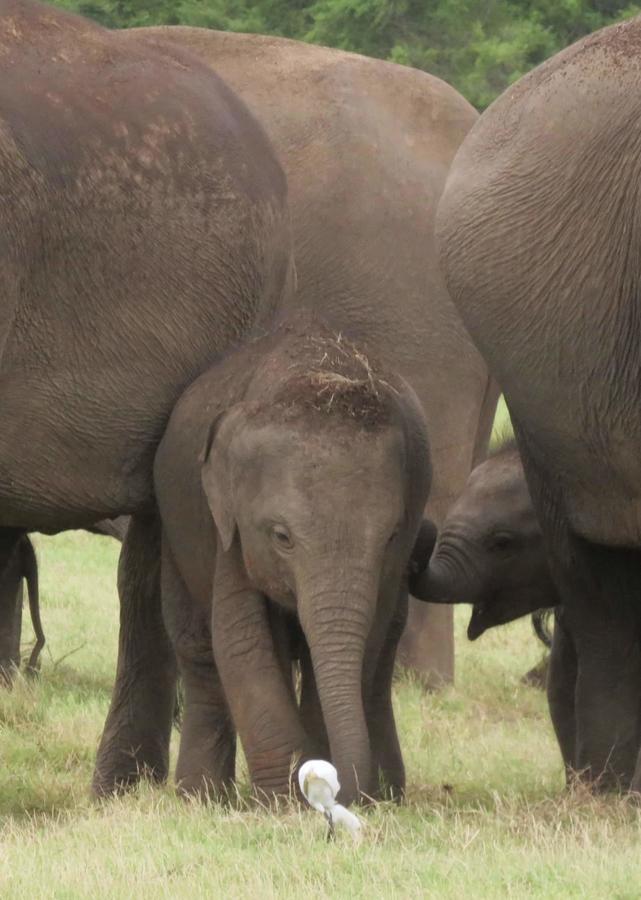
54, 0, 640, 109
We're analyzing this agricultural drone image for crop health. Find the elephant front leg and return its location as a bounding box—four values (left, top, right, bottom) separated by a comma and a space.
213, 538, 311, 798
92, 514, 176, 796
364, 586, 408, 801
299, 641, 330, 760
162, 541, 236, 800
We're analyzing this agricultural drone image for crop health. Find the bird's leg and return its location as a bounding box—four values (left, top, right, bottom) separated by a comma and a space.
325, 810, 335, 842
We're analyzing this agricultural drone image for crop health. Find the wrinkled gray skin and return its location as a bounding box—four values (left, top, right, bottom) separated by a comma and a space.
437, 16, 641, 790
412, 443, 559, 641
124, 26, 499, 686
155, 319, 431, 805
0, 1, 292, 798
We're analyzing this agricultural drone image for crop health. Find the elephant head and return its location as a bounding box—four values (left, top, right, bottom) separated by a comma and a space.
157, 325, 431, 803
410, 441, 558, 640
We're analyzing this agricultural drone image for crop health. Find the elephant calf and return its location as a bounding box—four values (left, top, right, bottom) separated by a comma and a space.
154, 316, 431, 805
408, 441, 581, 781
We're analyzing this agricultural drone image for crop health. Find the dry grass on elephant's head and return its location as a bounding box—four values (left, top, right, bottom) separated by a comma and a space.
272, 332, 400, 428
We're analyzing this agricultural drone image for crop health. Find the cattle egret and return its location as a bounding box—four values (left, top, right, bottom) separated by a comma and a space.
298, 760, 363, 841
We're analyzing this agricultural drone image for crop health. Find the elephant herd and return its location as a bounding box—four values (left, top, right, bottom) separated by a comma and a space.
2, 0, 640, 809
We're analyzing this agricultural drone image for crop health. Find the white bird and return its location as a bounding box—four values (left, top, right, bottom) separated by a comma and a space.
298, 760, 363, 842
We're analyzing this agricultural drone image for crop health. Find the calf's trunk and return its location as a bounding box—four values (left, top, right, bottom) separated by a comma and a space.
298, 572, 376, 805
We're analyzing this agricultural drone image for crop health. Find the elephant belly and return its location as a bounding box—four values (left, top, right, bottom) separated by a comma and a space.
0, 371, 161, 530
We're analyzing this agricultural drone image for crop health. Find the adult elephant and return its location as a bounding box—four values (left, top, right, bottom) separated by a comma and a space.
437, 16, 641, 789
0, 1, 292, 795
123, 27, 498, 686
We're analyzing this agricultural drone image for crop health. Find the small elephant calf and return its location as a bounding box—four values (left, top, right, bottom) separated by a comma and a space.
155, 316, 431, 805
408, 440, 584, 782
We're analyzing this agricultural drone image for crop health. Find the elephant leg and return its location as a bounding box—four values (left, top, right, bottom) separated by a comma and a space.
92, 514, 176, 796
213, 537, 311, 798
162, 540, 235, 800
0, 531, 26, 684
365, 588, 408, 801
560, 545, 641, 791
546, 609, 577, 784
299, 640, 330, 760
267, 602, 298, 702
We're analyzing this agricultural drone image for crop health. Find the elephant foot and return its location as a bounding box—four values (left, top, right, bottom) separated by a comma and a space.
92, 725, 170, 797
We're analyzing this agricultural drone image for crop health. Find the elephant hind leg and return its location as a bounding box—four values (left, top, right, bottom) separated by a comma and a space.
559, 540, 641, 791
92, 514, 176, 796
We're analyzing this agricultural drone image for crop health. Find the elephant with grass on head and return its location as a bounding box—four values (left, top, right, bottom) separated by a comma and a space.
154, 315, 431, 805
123, 25, 498, 688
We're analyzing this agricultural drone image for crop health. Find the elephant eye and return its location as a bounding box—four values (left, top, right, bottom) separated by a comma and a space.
271, 524, 294, 551
488, 531, 517, 553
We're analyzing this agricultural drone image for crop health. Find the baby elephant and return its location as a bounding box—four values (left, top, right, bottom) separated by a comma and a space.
409, 441, 583, 779
410, 440, 558, 639
155, 317, 431, 805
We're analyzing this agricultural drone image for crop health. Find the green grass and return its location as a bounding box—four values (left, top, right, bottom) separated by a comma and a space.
2, 432, 641, 897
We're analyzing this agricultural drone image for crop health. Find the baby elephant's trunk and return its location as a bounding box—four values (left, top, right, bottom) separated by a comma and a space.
298, 569, 377, 805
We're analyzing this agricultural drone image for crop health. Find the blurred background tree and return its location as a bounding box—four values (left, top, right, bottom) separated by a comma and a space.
52, 0, 641, 108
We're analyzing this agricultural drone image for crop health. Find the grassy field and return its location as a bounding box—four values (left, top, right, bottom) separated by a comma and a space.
2, 405, 641, 897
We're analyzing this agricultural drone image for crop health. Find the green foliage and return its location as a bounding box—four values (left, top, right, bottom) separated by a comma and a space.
52, 0, 641, 108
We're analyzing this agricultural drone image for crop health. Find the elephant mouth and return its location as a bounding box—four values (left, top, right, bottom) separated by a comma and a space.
467, 605, 487, 641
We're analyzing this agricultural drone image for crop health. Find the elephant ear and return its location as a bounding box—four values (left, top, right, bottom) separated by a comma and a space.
200, 404, 248, 553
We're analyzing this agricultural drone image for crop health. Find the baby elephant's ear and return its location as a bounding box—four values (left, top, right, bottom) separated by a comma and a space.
200, 405, 247, 553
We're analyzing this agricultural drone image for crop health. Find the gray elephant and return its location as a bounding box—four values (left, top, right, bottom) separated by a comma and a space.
411, 441, 558, 641
0, 0, 292, 798
155, 317, 431, 805
123, 26, 499, 686
409, 445, 580, 776
437, 15, 641, 790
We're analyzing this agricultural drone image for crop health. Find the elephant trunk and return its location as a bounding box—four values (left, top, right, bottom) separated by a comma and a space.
425, 554, 463, 603
297, 572, 376, 805
424, 533, 478, 604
